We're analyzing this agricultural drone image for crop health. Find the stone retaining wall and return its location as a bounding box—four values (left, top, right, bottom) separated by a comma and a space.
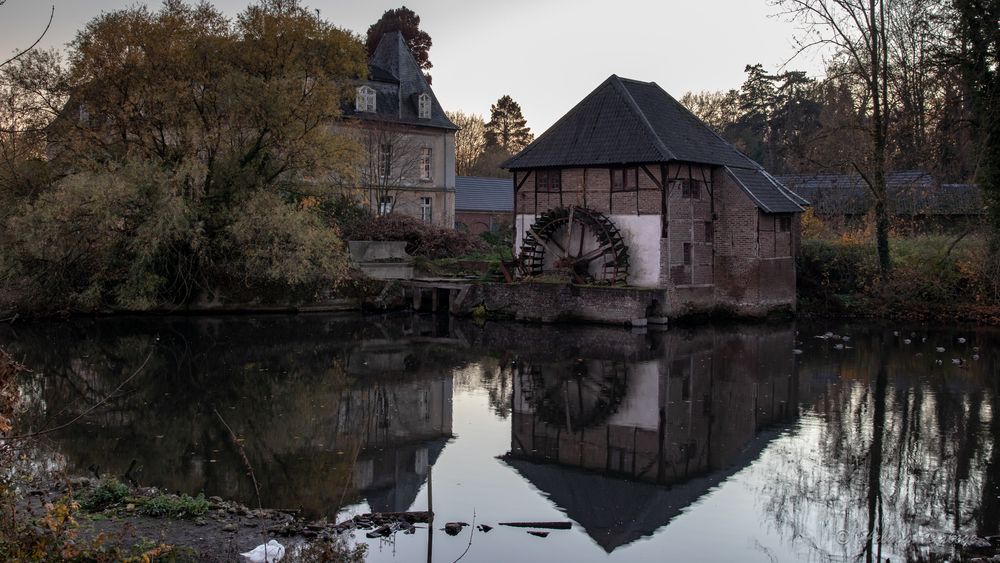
453, 283, 666, 326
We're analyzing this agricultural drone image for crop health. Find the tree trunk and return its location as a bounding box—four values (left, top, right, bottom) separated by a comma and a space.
871, 0, 892, 273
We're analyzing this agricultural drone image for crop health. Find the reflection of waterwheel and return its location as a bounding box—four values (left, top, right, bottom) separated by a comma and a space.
518, 207, 629, 285
516, 359, 628, 431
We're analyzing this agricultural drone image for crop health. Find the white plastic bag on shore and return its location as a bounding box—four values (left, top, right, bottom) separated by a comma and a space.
241, 539, 285, 563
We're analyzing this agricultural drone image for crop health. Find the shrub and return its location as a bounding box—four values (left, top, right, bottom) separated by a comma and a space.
343, 213, 488, 259
139, 494, 209, 518
797, 233, 999, 317
79, 478, 130, 512
798, 239, 879, 299
222, 190, 350, 290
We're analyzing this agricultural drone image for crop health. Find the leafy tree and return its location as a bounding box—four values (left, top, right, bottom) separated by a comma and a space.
484, 95, 533, 155
1, 0, 366, 311
446, 110, 486, 175
365, 6, 432, 82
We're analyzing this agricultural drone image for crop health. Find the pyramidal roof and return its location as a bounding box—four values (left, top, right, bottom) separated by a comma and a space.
344, 31, 456, 130
502, 75, 805, 213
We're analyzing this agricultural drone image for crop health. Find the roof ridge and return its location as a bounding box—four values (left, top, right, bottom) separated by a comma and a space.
645, 80, 760, 169
615, 75, 655, 86
609, 76, 675, 161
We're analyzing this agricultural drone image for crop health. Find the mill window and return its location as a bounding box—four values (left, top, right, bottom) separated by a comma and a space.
611, 167, 639, 192
536, 170, 561, 192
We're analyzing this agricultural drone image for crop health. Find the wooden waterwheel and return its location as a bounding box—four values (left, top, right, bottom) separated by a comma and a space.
517, 206, 630, 285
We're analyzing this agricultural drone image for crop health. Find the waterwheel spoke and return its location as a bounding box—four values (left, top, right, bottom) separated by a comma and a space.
576, 244, 613, 264
530, 227, 567, 257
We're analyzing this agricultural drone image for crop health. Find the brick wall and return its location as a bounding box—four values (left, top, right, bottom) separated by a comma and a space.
455, 211, 511, 235
712, 168, 796, 312
515, 166, 664, 217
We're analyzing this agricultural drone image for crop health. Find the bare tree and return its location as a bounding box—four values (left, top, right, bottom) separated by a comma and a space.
446, 110, 486, 176
680, 90, 741, 134
351, 120, 425, 216
777, 0, 893, 272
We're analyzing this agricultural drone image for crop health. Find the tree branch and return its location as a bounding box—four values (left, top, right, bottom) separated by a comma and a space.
0, 5, 54, 69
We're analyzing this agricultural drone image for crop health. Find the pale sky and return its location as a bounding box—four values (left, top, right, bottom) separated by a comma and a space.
0, 0, 828, 133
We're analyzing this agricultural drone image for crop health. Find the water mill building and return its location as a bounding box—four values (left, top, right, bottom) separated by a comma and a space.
502, 75, 808, 316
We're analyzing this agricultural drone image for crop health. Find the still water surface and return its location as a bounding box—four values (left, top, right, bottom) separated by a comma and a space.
3, 314, 999, 562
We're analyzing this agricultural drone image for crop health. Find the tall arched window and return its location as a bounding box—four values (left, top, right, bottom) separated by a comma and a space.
356, 86, 376, 112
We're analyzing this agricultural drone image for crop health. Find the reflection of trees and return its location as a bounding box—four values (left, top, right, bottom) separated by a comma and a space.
2, 315, 462, 519
757, 327, 998, 562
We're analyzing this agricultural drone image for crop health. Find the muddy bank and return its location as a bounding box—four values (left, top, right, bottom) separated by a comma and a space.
14, 476, 384, 561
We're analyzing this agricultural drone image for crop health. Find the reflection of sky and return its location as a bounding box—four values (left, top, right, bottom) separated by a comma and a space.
10, 317, 999, 562
349, 386, 806, 563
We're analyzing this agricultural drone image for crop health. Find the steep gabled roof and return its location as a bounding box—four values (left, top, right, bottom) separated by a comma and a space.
343, 32, 456, 130
455, 176, 514, 212
502, 75, 804, 213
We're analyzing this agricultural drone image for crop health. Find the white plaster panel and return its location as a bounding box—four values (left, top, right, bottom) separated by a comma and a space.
607, 360, 660, 431
609, 214, 661, 288
514, 213, 661, 288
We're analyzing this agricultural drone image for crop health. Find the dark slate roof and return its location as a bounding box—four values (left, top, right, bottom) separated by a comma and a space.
778, 171, 985, 216
503, 75, 757, 169
727, 165, 808, 214
455, 176, 513, 212
342, 32, 456, 130
502, 75, 803, 213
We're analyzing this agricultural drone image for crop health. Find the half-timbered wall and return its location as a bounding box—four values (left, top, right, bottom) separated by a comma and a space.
514, 166, 666, 287
513, 163, 797, 313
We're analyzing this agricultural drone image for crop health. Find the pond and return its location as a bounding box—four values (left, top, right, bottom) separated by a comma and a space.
3, 314, 999, 562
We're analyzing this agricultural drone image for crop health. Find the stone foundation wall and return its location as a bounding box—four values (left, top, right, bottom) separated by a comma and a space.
454, 283, 666, 326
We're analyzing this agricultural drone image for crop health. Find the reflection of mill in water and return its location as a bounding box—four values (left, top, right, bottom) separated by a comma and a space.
514, 359, 628, 434
505, 334, 800, 553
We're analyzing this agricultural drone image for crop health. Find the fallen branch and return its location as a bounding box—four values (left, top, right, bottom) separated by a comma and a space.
213, 407, 262, 511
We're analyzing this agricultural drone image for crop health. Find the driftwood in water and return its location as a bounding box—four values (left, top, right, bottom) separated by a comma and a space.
499, 521, 571, 530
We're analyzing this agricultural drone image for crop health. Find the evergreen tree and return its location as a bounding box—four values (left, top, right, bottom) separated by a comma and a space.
951, 0, 1000, 252
484, 95, 533, 155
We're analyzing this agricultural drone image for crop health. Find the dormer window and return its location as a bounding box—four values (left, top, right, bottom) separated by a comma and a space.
417, 93, 431, 119
356, 85, 376, 113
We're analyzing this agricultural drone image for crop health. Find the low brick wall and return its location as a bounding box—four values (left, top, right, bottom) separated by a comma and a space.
455, 283, 666, 326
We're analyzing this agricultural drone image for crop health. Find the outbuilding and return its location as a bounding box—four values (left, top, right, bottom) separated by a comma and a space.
502, 75, 808, 316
